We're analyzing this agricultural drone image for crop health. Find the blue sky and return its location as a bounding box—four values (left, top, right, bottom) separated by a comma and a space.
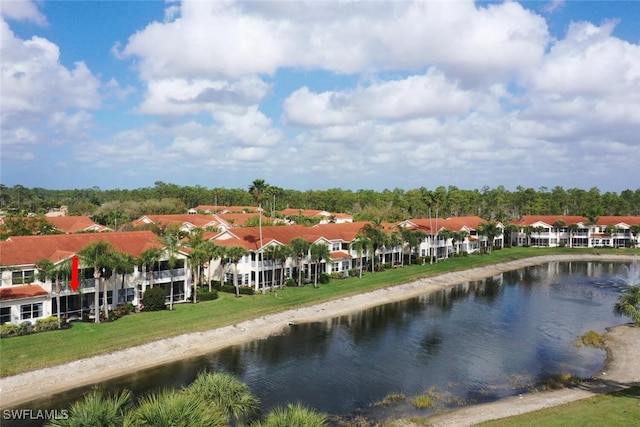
1, 0, 639, 192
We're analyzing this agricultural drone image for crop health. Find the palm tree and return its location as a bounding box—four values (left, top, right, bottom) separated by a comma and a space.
46, 390, 132, 427
568, 223, 579, 248
186, 371, 260, 425
523, 225, 533, 247
263, 245, 280, 291
477, 222, 500, 254
532, 225, 545, 247
424, 188, 445, 263
437, 228, 453, 259
190, 240, 219, 296
226, 245, 249, 297
249, 178, 269, 291
160, 226, 181, 310
254, 402, 327, 427
78, 241, 114, 323
132, 389, 226, 427
138, 247, 162, 306
360, 220, 385, 272
630, 224, 640, 248
350, 234, 370, 278
291, 237, 311, 286
111, 251, 136, 305
36, 258, 71, 322
451, 230, 469, 255
275, 244, 292, 288
613, 285, 640, 326
309, 243, 331, 287
386, 231, 403, 265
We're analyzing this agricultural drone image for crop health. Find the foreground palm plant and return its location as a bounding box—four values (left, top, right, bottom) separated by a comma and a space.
253, 402, 327, 427
185, 371, 260, 424
131, 388, 226, 427
47, 390, 132, 427
614, 285, 640, 326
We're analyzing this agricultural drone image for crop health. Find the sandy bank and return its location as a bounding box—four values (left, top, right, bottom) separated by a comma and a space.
1, 254, 637, 411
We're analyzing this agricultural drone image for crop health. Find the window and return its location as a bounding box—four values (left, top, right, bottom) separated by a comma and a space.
118, 288, 135, 303
12, 270, 35, 285
342, 261, 350, 271
332, 243, 341, 251
20, 303, 43, 321
1, 307, 11, 324
332, 262, 340, 272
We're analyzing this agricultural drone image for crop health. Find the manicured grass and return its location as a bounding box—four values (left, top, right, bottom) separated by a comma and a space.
1, 247, 637, 377
476, 386, 640, 427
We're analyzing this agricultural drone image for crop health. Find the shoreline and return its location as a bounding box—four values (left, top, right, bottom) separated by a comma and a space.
1, 254, 638, 414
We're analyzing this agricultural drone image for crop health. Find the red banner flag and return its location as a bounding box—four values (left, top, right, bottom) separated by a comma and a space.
70, 256, 80, 291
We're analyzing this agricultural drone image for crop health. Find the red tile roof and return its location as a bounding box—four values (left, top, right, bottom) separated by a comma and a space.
403, 216, 491, 232
45, 216, 109, 233
0, 285, 48, 301
597, 216, 640, 227
215, 213, 268, 227
510, 216, 587, 227
131, 214, 219, 229
205, 222, 374, 251
0, 231, 162, 266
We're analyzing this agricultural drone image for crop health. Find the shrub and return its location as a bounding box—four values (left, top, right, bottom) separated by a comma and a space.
347, 269, 360, 277
284, 278, 295, 287
318, 273, 331, 284
196, 287, 219, 301
220, 285, 255, 295
143, 286, 166, 311
34, 316, 61, 333
0, 322, 31, 338
112, 302, 135, 319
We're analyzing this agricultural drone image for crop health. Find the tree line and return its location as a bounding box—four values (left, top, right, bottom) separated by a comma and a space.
2, 182, 639, 226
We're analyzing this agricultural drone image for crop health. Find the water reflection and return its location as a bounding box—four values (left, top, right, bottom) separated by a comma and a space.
6, 261, 630, 425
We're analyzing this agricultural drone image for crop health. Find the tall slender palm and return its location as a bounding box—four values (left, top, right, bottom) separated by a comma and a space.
160, 225, 181, 310
36, 259, 63, 321
386, 231, 403, 265
360, 220, 385, 273
138, 247, 162, 306
477, 222, 500, 254
309, 243, 331, 287
111, 251, 136, 305
249, 178, 269, 291
437, 228, 453, 259
291, 237, 311, 286
77, 241, 114, 323
227, 245, 249, 297
276, 244, 292, 288
350, 234, 370, 278
193, 240, 219, 293
263, 245, 279, 291
630, 224, 640, 248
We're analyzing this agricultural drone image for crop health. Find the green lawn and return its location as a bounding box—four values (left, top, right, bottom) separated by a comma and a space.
1, 247, 637, 377
476, 386, 640, 427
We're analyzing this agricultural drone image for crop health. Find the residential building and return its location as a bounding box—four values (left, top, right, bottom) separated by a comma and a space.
509, 216, 640, 248
0, 231, 190, 325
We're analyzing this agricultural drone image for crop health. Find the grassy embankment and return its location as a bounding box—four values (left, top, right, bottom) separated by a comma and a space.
1, 247, 637, 377
476, 386, 640, 427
